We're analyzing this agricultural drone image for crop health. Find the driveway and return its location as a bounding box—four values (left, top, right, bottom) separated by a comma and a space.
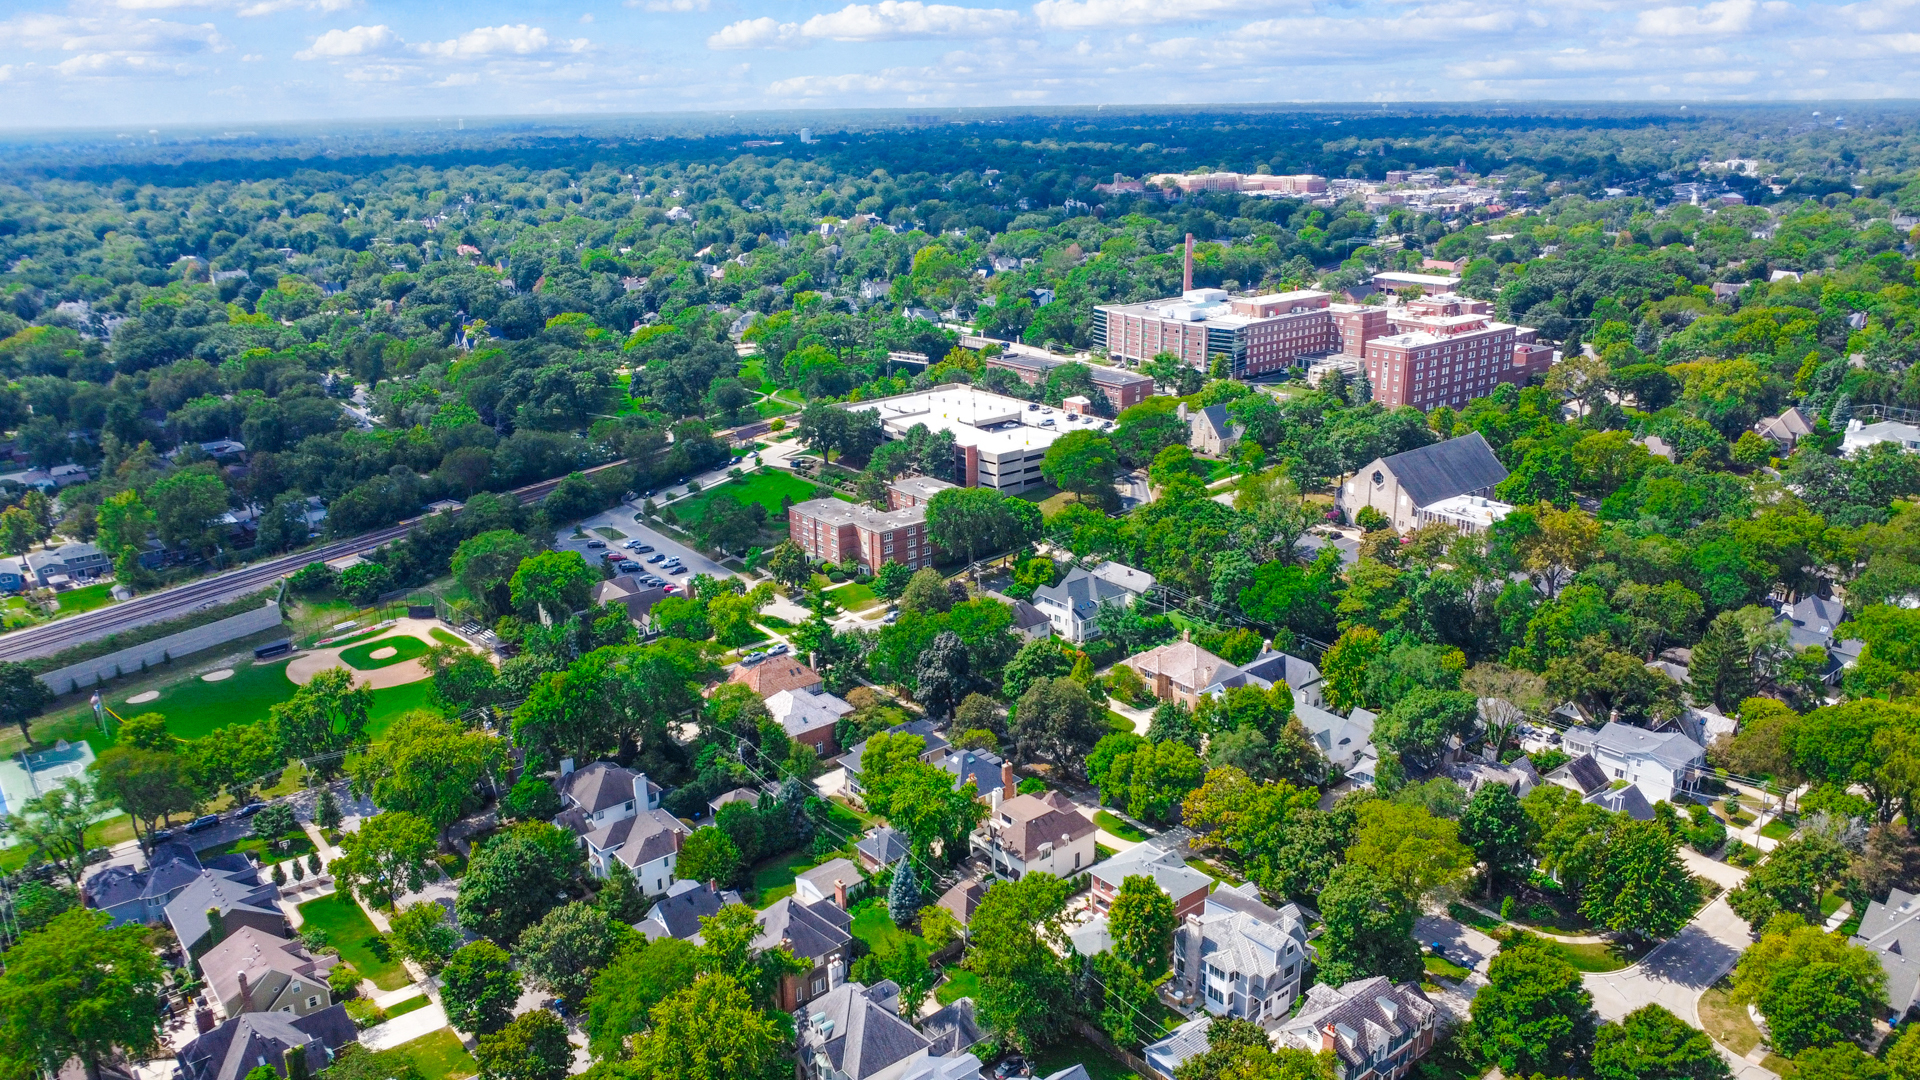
1584, 895, 1752, 1023
555, 505, 732, 580
1414, 913, 1501, 975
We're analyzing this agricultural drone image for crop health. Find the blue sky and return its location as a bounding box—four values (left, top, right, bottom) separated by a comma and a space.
1, 0, 1918, 128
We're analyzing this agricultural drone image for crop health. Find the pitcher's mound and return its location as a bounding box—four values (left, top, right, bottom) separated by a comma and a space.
369, 646, 398, 660
127, 691, 160, 704
202, 669, 234, 682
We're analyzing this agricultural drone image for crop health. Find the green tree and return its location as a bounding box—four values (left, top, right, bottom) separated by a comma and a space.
452, 530, 539, 618
90, 746, 197, 849
1470, 933, 1598, 1075
0, 909, 167, 1080
516, 901, 628, 1005
1592, 1004, 1733, 1080
1459, 781, 1532, 887
888, 857, 921, 926
475, 1009, 572, 1080
625, 973, 788, 1080
510, 549, 598, 620
924, 486, 1034, 564
0, 506, 35, 556
1109, 874, 1176, 981
0, 660, 56, 747
329, 811, 436, 911
269, 667, 371, 779
1793, 1043, 1892, 1080
1581, 818, 1698, 940
584, 938, 701, 1059
677, 827, 745, 888
898, 567, 954, 615
1373, 689, 1480, 769
1041, 429, 1122, 507
386, 901, 461, 973
96, 489, 157, 574
456, 822, 584, 944
873, 559, 914, 600
502, 776, 561, 822
966, 873, 1075, 1052
1344, 800, 1474, 903
1011, 676, 1105, 776
1, 777, 98, 886
764, 540, 811, 590
1727, 833, 1852, 932
440, 941, 522, 1036
1319, 627, 1382, 712
349, 711, 504, 838
1730, 914, 1887, 1056
1173, 1014, 1335, 1080
597, 857, 648, 923
1315, 862, 1422, 985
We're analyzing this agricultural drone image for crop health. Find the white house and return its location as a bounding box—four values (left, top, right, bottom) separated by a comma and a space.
1844, 418, 1920, 457
1336, 432, 1509, 533
1170, 881, 1310, 1024
971, 790, 1096, 881
1557, 722, 1705, 806
554, 759, 688, 893
1031, 561, 1154, 643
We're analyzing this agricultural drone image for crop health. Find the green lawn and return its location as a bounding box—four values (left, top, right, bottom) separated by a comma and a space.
1105, 710, 1136, 734
756, 399, 798, 418
199, 833, 317, 861
1534, 936, 1648, 973
1093, 810, 1148, 842
1424, 954, 1472, 980
105, 660, 299, 742
384, 1027, 478, 1080
850, 898, 927, 955
366, 680, 436, 739
429, 628, 465, 647
297, 892, 412, 990
749, 850, 817, 907
51, 582, 118, 616
828, 582, 882, 611
677, 470, 826, 520
1761, 817, 1797, 841
340, 634, 432, 671
384, 994, 432, 1020
1446, 902, 1505, 933
934, 967, 981, 1005
1028, 1034, 1143, 1080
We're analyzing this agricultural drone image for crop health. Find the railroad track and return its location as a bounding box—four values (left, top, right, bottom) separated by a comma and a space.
0, 459, 628, 663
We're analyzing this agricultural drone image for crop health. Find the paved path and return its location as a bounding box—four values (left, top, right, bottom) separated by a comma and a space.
358, 1003, 450, 1051
1414, 914, 1502, 975
1584, 895, 1752, 1023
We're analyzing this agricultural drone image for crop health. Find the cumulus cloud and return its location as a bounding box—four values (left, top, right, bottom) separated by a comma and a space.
415, 24, 589, 58
710, 1, 1019, 48
101, 0, 358, 12
1634, 0, 1783, 36
295, 23, 397, 59
1, 11, 229, 78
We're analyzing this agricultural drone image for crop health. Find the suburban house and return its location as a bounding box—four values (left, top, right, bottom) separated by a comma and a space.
553, 759, 687, 891
972, 790, 1097, 881
931, 747, 1010, 807
794, 981, 982, 1080
1006, 598, 1051, 641
795, 858, 863, 908
838, 720, 950, 799
1557, 722, 1705, 806
756, 896, 855, 1011
0, 557, 23, 592
1755, 407, 1816, 450
1178, 402, 1243, 457
1170, 881, 1310, 1024
1273, 977, 1438, 1080
1545, 752, 1657, 820
1123, 640, 1232, 707
855, 825, 910, 872
1144, 1016, 1214, 1079
198, 927, 337, 1019
1089, 841, 1213, 920
1335, 432, 1509, 533
1442, 755, 1541, 797
937, 878, 989, 927
85, 841, 257, 927
1843, 418, 1920, 457
594, 576, 673, 631
1776, 594, 1865, 679
166, 871, 289, 958
52, 541, 113, 579
1031, 561, 1154, 643
766, 688, 853, 757
175, 1005, 357, 1080
1201, 649, 1327, 709
1851, 888, 1920, 1019
1295, 701, 1377, 775
731, 659, 825, 696
636, 879, 743, 943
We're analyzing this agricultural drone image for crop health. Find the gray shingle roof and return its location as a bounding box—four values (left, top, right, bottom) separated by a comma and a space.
586, 808, 689, 869
1373, 431, 1508, 508
799, 981, 929, 1080
1276, 977, 1435, 1073
165, 871, 282, 950
756, 896, 853, 965
1088, 841, 1212, 901
177, 1004, 357, 1080
638, 879, 742, 941
1566, 721, 1704, 771
920, 997, 985, 1056
559, 761, 653, 816
1554, 753, 1610, 796
1855, 889, 1920, 1014
856, 826, 910, 867
1197, 404, 1233, 440
1034, 568, 1133, 619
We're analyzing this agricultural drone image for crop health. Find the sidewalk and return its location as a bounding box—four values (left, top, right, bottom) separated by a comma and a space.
358, 1002, 450, 1051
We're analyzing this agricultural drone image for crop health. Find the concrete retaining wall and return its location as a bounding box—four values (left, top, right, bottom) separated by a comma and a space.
39, 601, 286, 695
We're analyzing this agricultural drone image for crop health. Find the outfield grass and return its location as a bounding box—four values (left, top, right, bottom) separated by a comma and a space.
1093, 810, 1149, 842
340, 634, 432, 671
366, 680, 436, 739
297, 892, 412, 990
51, 582, 118, 617
385, 1027, 478, 1080
108, 660, 298, 741
429, 628, 465, 647
679, 470, 832, 518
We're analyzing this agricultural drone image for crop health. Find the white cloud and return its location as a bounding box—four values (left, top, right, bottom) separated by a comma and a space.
296, 24, 398, 59
1635, 0, 1776, 36
101, 0, 359, 12
711, 1, 1019, 48
1682, 67, 1757, 80
416, 25, 589, 59
627, 0, 712, 10
1, 11, 229, 79
433, 71, 481, 86
767, 71, 903, 95
1445, 57, 1524, 77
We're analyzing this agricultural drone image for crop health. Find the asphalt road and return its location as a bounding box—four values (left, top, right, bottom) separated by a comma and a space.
558, 506, 733, 581
0, 459, 630, 663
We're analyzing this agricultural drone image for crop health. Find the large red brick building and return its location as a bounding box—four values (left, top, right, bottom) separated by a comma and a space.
787, 498, 933, 573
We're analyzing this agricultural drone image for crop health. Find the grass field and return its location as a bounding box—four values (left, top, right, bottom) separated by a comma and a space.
366, 680, 436, 738
679, 470, 832, 519
1425, 954, 1473, 980
1093, 810, 1148, 842
384, 1027, 478, 1080
748, 849, 816, 907
297, 892, 412, 990
429, 628, 464, 647
384, 994, 432, 1020
341, 634, 432, 671
828, 582, 882, 611
200, 833, 317, 861
756, 399, 798, 418
1028, 1034, 1142, 1080
51, 582, 118, 617
850, 898, 927, 955
109, 660, 299, 741
934, 967, 981, 1005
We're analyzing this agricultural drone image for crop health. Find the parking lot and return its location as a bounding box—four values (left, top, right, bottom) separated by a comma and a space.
553, 504, 733, 580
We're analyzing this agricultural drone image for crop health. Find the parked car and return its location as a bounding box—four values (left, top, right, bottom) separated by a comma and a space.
741, 651, 765, 665
670, 565, 688, 575
186, 814, 220, 833
882, 610, 900, 624
767, 643, 789, 656
991, 1056, 1030, 1079
648, 554, 665, 564
633, 544, 654, 553
618, 560, 641, 572
622, 540, 641, 549
586, 539, 606, 549
235, 802, 267, 819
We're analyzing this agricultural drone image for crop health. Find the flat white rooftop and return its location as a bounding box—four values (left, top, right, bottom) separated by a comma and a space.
842, 385, 1073, 456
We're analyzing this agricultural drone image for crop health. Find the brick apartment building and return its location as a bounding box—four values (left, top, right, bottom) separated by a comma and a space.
981, 349, 1154, 411
1351, 294, 1542, 410
787, 499, 933, 573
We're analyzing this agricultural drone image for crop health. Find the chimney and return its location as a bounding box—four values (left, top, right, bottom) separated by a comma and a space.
1002, 760, 1015, 795
1183, 234, 1194, 292
194, 1007, 215, 1034
559, 757, 575, 777
632, 771, 650, 812
236, 971, 249, 1009
828, 954, 846, 990
834, 879, 848, 909
1322, 1023, 1339, 1054
707, 879, 718, 894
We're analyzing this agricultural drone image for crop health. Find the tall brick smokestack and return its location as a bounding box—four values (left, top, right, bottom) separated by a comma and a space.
1183, 233, 1194, 292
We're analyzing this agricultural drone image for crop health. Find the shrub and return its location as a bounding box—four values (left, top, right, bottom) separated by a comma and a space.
328, 962, 361, 999
344, 998, 388, 1029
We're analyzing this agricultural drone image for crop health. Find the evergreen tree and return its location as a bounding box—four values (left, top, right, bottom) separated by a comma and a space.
597, 857, 647, 923
317, 789, 343, 831
1348, 369, 1373, 406
888, 858, 921, 926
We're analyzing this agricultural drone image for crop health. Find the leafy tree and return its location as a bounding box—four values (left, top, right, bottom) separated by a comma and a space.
386, 901, 461, 973
966, 873, 1074, 1053
1003, 636, 1077, 702
876, 938, 938, 1021
1091, 737, 1205, 825
1373, 689, 1480, 768
0, 660, 55, 747
925, 486, 1035, 564
329, 811, 435, 911
598, 857, 649, 923
1011, 676, 1105, 776
0, 910, 167, 1080
1459, 782, 1532, 886
475, 1009, 572, 1080
1109, 874, 1176, 981
502, 776, 561, 822
888, 857, 921, 926
1729, 914, 1887, 1056
1581, 817, 1698, 939
339, 562, 395, 605
1042, 429, 1122, 507
678, 827, 745, 888
350, 711, 504, 838
452, 530, 538, 618
1345, 800, 1474, 903
1, 778, 97, 885
584, 938, 701, 1060
625, 973, 788, 1080
269, 667, 371, 779
1089, 950, 1159, 1049
456, 822, 584, 944
914, 630, 971, 721
1591, 1004, 1734, 1080
872, 559, 915, 600
90, 746, 197, 849
440, 941, 522, 1036
191, 721, 286, 805
1315, 862, 1422, 985
1792, 1043, 1892, 1080
1172, 1014, 1335, 1080
7, 881, 77, 934
1727, 833, 1852, 932
510, 549, 597, 620
1319, 627, 1382, 712
517, 901, 628, 1005
250, 802, 299, 846
1469, 933, 1597, 1075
